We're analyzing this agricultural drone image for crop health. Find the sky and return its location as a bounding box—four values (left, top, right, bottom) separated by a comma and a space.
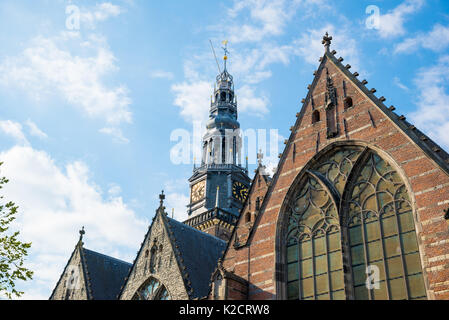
0, 0, 448, 299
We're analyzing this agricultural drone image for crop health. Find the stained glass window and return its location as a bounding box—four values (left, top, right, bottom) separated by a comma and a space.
133, 277, 171, 300
286, 174, 345, 300
312, 147, 363, 195
285, 147, 426, 300
346, 153, 426, 300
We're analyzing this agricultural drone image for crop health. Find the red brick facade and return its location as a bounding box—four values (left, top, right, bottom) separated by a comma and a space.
216, 46, 449, 300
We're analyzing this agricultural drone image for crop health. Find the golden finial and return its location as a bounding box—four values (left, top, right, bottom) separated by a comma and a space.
222, 40, 229, 69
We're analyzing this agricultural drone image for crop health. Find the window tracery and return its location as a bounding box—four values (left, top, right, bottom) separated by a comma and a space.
133, 277, 171, 300
284, 146, 426, 300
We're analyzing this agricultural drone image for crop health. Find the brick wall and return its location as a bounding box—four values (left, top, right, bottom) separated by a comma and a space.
221, 52, 449, 300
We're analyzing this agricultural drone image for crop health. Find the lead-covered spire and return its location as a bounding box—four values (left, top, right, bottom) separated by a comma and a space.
202, 42, 242, 166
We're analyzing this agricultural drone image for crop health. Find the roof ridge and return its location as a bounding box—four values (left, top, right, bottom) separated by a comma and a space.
167, 216, 226, 244
162, 212, 196, 298
78, 245, 94, 299
164, 214, 226, 299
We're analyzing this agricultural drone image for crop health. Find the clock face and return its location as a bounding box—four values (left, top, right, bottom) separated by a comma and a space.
232, 181, 248, 203
191, 181, 206, 203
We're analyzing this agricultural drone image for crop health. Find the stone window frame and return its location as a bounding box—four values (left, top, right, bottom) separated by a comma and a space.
275, 141, 430, 300
132, 276, 172, 300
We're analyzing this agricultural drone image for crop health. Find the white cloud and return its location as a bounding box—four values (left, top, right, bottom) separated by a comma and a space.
394, 24, 449, 54
0, 120, 29, 146
393, 76, 410, 91
293, 24, 361, 72
165, 192, 189, 222
0, 146, 147, 299
25, 120, 48, 140
80, 2, 123, 29
409, 55, 449, 149
171, 81, 212, 125
163, 179, 189, 222
227, 0, 326, 43
237, 85, 269, 116
107, 183, 122, 197
227, 0, 294, 43
0, 33, 132, 126
150, 70, 174, 80
376, 0, 424, 39
263, 160, 279, 177
99, 127, 130, 144
171, 0, 330, 125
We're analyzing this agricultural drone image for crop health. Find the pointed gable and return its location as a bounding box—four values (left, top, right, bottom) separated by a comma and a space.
50, 238, 130, 300
232, 165, 271, 249
50, 242, 89, 300
118, 207, 188, 300
219, 34, 449, 300
119, 202, 226, 300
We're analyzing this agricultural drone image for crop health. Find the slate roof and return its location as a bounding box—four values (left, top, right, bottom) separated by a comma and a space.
82, 248, 132, 300
164, 216, 227, 299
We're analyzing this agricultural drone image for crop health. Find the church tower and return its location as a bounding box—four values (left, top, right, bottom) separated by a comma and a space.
184, 43, 251, 241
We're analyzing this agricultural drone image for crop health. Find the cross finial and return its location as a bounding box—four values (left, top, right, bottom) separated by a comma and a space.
257, 149, 264, 167
159, 190, 165, 207
79, 226, 85, 243
322, 32, 332, 52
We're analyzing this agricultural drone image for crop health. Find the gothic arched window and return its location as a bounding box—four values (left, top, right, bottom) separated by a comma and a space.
133, 277, 171, 300
286, 174, 344, 300
345, 153, 427, 300
283, 145, 427, 300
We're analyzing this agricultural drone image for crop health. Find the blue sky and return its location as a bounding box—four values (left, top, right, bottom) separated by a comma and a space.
0, 0, 448, 299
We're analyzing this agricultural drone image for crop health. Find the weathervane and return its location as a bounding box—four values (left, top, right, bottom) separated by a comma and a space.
222, 40, 229, 70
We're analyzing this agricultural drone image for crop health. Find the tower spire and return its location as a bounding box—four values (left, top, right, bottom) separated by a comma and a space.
185, 43, 251, 241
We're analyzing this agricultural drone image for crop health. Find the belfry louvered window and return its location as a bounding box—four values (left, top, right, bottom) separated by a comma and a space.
284, 146, 427, 300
